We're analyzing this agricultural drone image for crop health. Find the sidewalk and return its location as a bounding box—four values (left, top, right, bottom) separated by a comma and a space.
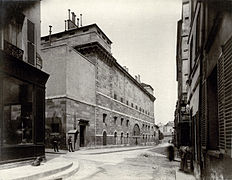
0, 145, 164, 180
176, 169, 196, 180
0, 151, 79, 180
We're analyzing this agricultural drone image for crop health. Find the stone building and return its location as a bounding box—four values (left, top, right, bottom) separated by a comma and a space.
0, 1, 49, 163
176, 0, 232, 179
174, 0, 191, 148
41, 11, 156, 149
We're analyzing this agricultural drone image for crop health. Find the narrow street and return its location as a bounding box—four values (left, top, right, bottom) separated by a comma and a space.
66, 143, 179, 180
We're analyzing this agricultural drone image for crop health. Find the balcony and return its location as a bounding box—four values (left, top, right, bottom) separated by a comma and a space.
4, 40, 24, 60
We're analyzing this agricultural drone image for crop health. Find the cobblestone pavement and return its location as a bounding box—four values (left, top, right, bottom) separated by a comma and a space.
67, 143, 179, 180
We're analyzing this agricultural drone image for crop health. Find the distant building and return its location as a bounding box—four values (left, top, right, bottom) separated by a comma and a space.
41, 11, 156, 149
0, 1, 49, 163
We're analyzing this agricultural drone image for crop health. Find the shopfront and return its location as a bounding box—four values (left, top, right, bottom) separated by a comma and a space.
0, 50, 49, 163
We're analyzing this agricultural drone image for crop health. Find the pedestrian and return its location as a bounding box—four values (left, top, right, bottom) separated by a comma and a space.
167, 144, 174, 161
52, 135, 59, 152
68, 136, 74, 152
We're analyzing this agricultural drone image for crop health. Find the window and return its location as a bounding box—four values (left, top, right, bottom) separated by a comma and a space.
114, 116, 117, 124
27, 19, 35, 65
3, 77, 33, 145
131, 103, 133, 108
120, 97, 123, 103
114, 94, 117, 100
190, 38, 194, 72
121, 118, 124, 125
126, 100, 129, 105
135, 105, 138, 110
103, 114, 107, 123
126, 120, 129, 127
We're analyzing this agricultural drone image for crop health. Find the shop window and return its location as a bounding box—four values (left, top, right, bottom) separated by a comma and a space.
3, 77, 33, 145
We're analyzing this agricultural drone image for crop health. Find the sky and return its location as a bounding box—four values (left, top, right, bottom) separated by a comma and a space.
41, 0, 182, 125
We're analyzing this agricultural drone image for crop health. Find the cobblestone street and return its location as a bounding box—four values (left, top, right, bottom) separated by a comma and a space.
66, 143, 179, 180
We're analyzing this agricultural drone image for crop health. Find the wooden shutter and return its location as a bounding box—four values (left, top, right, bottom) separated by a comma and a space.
218, 52, 225, 152
219, 36, 232, 156
201, 81, 207, 148
27, 19, 35, 65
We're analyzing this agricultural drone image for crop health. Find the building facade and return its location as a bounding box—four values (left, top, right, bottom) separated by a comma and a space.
174, 0, 191, 148
41, 12, 156, 149
0, 1, 49, 163
176, 0, 232, 179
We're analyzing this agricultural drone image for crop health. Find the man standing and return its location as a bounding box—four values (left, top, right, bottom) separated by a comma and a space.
52, 135, 59, 152
68, 136, 74, 152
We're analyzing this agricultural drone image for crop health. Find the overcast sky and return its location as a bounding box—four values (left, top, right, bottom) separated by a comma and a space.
41, 0, 182, 125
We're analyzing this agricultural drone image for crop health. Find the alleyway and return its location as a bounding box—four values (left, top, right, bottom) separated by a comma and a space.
66, 143, 179, 180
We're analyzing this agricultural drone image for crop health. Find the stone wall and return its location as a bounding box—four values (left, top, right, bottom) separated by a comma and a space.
45, 97, 95, 149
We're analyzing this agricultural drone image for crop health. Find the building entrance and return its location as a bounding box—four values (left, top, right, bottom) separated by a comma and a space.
103, 131, 107, 145
80, 125, 85, 147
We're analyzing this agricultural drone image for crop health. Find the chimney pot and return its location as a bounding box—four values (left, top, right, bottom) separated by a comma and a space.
80, 14, 82, 27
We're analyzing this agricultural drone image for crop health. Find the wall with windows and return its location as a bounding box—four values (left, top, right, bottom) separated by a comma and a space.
95, 52, 155, 146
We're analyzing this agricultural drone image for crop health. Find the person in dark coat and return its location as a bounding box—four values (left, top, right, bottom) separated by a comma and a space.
52, 135, 59, 152
68, 136, 74, 152
167, 144, 175, 161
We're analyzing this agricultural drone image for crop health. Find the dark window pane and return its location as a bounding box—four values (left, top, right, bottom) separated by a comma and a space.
3, 77, 33, 145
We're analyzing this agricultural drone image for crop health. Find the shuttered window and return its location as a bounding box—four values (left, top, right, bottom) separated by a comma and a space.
201, 81, 207, 148
27, 19, 35, 65
218, 36, 232, 156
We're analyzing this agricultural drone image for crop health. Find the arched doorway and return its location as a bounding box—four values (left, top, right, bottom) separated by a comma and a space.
114, 132, 117, 145
133, 124, 140, 145
103, 131, 107, 146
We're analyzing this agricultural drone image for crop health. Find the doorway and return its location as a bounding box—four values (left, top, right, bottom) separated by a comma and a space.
103, 131, 107, 146
80, 125, 85, 147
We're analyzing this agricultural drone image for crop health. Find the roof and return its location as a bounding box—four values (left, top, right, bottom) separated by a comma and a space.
41, 23, 112, 44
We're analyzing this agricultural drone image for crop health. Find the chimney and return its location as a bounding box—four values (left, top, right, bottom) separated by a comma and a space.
49, 25, 52, 45
137, 74, 141, 83
65, 20, 67, 31
80, 14, 82, 27
71, 12, 76, 24
68, 9, 71, 20
135, 75, 138, 81
77, 18, 79, 27
123, 66, 129, 72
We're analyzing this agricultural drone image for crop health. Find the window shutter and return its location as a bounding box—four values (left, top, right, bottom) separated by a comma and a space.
218, 53, 225, 152
220, 36, 232, 156
201, 81, 207, 148
27, 19, 35, 65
